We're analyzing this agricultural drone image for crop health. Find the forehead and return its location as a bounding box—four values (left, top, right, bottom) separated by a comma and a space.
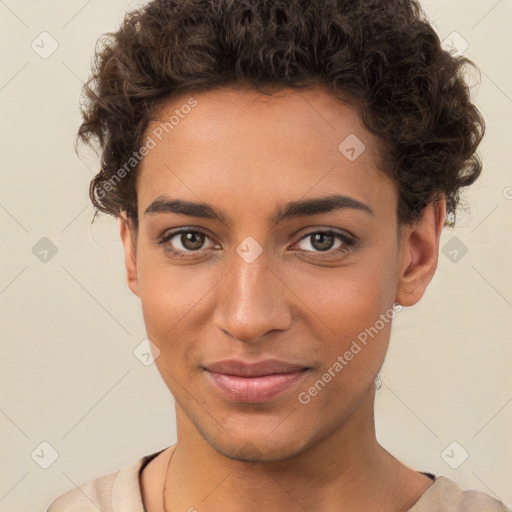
136, 85, 395, 217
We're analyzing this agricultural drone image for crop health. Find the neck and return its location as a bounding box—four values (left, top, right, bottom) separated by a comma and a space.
156, 387, 431, 512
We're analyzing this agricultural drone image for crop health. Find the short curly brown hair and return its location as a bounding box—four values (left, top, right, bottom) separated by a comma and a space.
78, 0, 485, 230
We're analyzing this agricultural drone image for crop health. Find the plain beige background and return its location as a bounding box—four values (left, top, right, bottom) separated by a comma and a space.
0, 0, 511, 510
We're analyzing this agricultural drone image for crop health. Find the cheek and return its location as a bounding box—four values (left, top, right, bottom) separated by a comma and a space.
136, 251, 186, 351
296, 255, 397, 337
288, 247, 399, 378
136, 242, 195, 315
135, 248, 218, 367
137, 272, 199, 390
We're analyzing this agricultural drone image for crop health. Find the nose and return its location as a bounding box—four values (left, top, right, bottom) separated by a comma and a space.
212, 251, 293, 342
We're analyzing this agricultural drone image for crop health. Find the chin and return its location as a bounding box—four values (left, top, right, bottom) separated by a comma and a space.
213, 440, 303, 463
199, 423, 312, 463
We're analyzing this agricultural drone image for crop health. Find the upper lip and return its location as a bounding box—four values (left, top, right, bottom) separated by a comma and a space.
204, 359, 310, 377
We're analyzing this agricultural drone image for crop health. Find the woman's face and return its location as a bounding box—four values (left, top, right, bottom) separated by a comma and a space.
120, 85, 439, 462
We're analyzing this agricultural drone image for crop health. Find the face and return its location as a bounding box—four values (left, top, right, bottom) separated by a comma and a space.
120, 84, 443, 462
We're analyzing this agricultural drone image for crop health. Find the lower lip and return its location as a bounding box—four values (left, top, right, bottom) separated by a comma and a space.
206, 370, 309, 403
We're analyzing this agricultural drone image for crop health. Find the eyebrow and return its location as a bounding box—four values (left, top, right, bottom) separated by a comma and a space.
144, 193, 374, 225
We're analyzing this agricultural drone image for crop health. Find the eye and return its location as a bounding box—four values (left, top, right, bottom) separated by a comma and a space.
157, 227, 357, 260
157, 228, 218, 257
294, 230, 356, 255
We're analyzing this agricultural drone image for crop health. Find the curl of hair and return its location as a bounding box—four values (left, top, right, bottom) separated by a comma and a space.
78, 0, 485, 229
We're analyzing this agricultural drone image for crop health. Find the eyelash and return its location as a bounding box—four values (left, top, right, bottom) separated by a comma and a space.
157, 228, 357, 259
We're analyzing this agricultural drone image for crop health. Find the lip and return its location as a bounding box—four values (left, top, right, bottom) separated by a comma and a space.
203, 359, 311, 403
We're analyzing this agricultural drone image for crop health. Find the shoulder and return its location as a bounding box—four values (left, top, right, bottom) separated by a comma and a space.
409, 475, 511, 512
46, 470, 118, 512
46, 449, 166, 512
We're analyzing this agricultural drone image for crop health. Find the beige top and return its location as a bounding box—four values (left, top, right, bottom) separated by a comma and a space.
47, 448, 511, 512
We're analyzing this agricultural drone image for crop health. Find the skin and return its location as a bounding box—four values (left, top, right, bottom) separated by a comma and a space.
119, 84, 445, 512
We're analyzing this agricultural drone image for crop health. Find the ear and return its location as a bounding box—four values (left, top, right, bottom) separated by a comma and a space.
119, 212, 140, 297
395, 195, 446, 307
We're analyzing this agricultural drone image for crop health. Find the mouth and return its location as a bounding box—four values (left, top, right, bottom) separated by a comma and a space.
203, 359, 311, 403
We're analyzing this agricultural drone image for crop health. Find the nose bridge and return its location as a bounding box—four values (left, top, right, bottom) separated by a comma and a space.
213, 246, 291, 341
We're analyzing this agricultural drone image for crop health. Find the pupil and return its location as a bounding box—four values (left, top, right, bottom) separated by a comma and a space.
312, 233, 334, 251
182, 232, 204, 250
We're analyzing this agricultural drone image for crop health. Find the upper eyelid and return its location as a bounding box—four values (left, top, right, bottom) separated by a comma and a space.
159, 227, 217, 245
297, 228, 354, 240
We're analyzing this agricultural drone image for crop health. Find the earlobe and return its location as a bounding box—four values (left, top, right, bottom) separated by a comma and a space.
118, 213, 140, 297
395, 196, 446, 307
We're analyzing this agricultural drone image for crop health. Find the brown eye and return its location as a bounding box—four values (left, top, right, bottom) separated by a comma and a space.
180, 231, 206, 251
310, 232, 336, 251
158, 228, 217, 256
295, 230, 357, 256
